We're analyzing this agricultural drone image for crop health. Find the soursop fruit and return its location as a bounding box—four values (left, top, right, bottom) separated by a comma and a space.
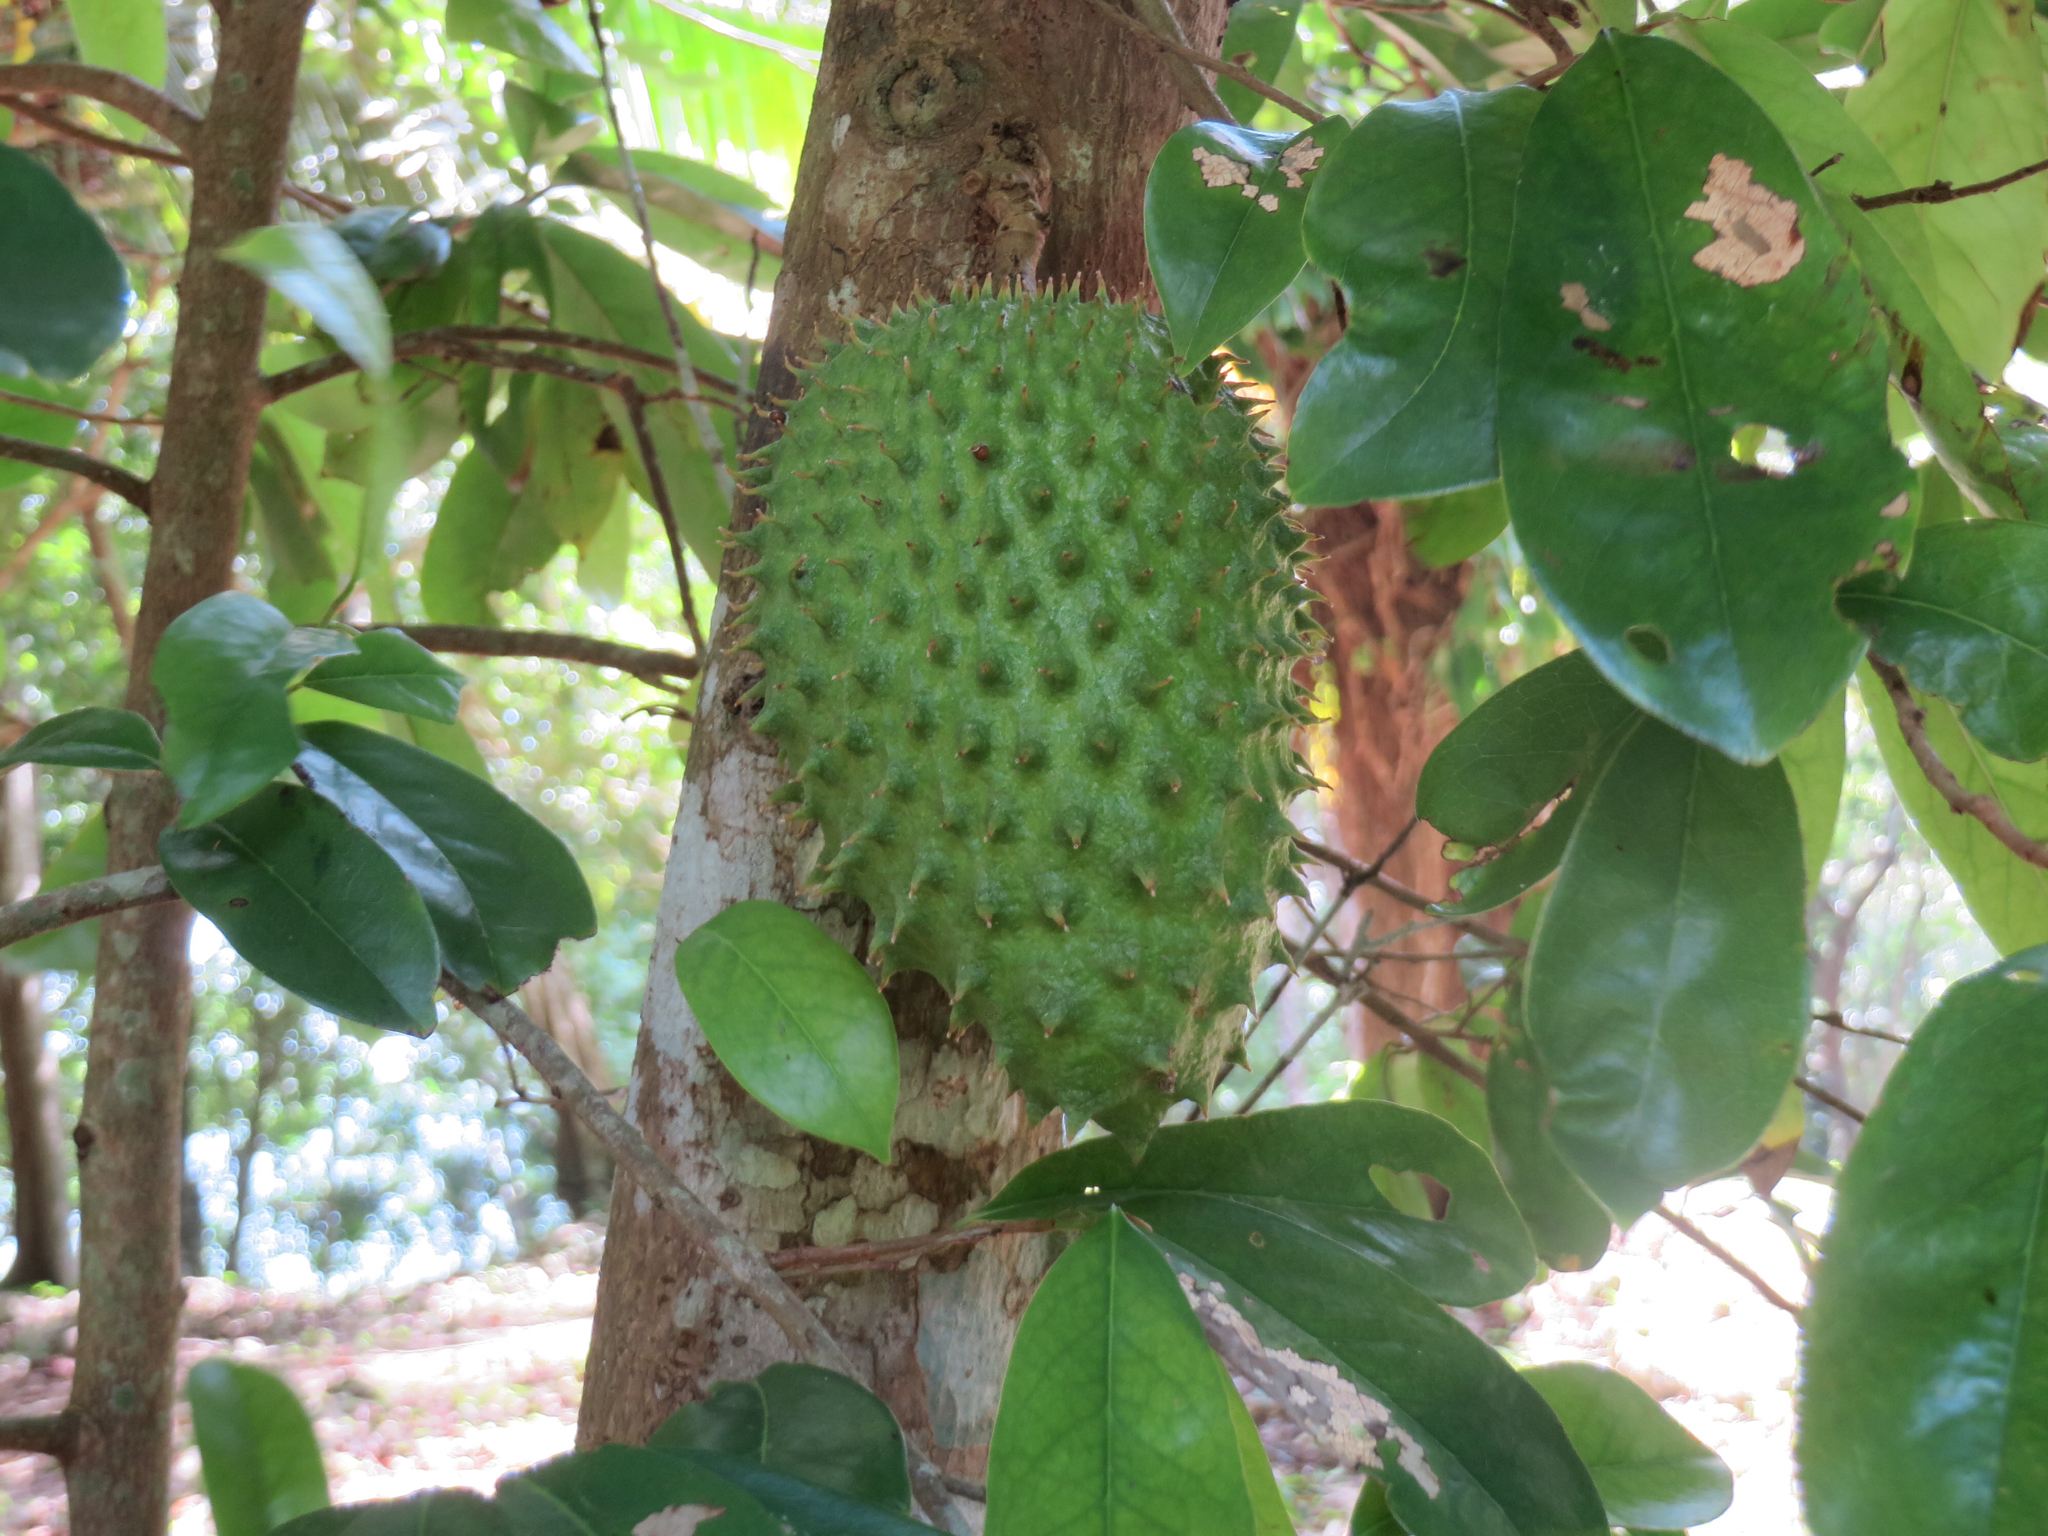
736, 290, 1315, 1143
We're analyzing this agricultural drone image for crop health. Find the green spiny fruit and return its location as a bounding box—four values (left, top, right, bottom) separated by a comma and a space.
735, 290, 1316, 1146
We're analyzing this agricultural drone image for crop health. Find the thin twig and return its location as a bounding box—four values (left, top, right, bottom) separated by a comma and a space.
1654, 1204, 1804, 1318
0, 62, 202, 150
1795, 1073, 1866, 1125
1854, 156, 2048, 212
0, 435, 152, 514
0, 1413, 78, 1462
0, 386, 160, 430
1126, 0, 1237, 121
1867, 656, 2048, 870
1077, 0, 1321, 121
1293, 834, 1526, 954
617, 377, 705, 656
1235, 980, 1361, 1112
770, 1220, 1055, 1278
0, 866, 175, 949
378, 625, 698, 682
1358, 984, 1487, 1086
260, 326, 740, 404
1814, 1009, 1910, 1047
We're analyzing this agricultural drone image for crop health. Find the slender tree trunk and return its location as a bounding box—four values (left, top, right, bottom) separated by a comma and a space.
226, 998, 288, 1278
520, 959, 610, 1218
65, 4, 313, 1529
579, 0, 1224, 1483
0, 763, 74, 1290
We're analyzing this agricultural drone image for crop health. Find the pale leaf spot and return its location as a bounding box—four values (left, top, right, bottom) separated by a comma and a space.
1560, 282, 1613, 332
1684, 153, 1804, 287
1879, 492, 1910, 518
633, 1506, 724, 1536
1611, 394, 1649, 410
1192, 146, 1251, 190
1279, 141, 1326, 189
1241, 183, 1260, 199
1258, 193, 1280, 213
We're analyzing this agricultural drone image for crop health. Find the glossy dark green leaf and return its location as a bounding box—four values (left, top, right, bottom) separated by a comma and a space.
1, 811, 106, 975
1839, 520, 2048, 762
273, 1493, 506, 1536
301, 632, 467, 724
297, 721, 594, 994
0, 378, 85, 488
420, 449, 558, 626
640, 1453, 935, 1536
1291, 86, 1539, 504
979, 1099, 1535, 1305
332, 208, 453, 285
154, 592, 359, 828
1522, 1363, 1731, 1530
189, 1359, 331, 1536
648, 1363, 911, 1516
1526, 714, 1808, 1221
986, 1211, 1259, 1536
1350, 1480, 1404, 1536
159, 783, 440, 1034
1406, 482, 1507, 569
224, 225, 392, 382
0, 708, 159, 772
1499, 32, 1908, 764
672, 901, 898, 1161
1216, 0, 1305, 121
1145, 117, 1345, 365
1802, 948, 2048, 1536
445, 0, 594, 78
1138, 1204, 1607, 1536
1487, 1019, 1612, 1273
496, 1445, 779, 1536
1215, 1354, 1293, 1536
0, 144, 131, 380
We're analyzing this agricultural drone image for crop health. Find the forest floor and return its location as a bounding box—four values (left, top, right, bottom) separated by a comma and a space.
0, 1177, 1821, 1536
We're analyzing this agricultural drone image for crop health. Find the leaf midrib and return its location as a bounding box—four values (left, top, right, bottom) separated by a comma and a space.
700, 925, 871, 1118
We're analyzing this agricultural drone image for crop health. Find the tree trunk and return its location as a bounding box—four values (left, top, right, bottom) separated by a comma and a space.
65, 4, 313, 1530
227, 997, 290, 1278
579, 0, 1224, 1486
0, 763, 74, 1290
520, 959, 611, 1219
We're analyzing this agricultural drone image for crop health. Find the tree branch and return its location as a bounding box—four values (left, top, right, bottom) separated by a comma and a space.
0, 866, 175, 949
1654, 1204, 1804, 1318
1293, 834, 1526, 955
614, 377, 707, 656
440, 972, 862, 1378
1815, 1008, 1910, 1047
1126, 0, 1237, 122
1076, 0, 1320, 121
0, 62, 202, 150
378, 625, 699, 682
1854, 156, 2048, 212
1795, 1072, 1867, 1125
0, 385, 160, 430
0, 436, 152, 514
0, 1412, 78, 1461
259, 327, 740, 405
769, 1220, 1056, 1278
1866, 656, 2048, 870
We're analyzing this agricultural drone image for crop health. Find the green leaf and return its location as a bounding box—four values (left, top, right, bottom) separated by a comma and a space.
1216, 1355, 1293, 1536
1525, 712, 1809, 1220
1291, 87, 1539, 504
421, 449, 557, 626
1486, 1017, 1613, 1273
154, 593, 359, 827
1779, 684, 1846, 896
0, 144, 131, 380
1845, 0, 2048, 378
224, 226, 393, 383
272, 1492, 505, 1536
557, 148, 784, 287
1863, 665, 2048, 954
1349, 1481, 1404, 1536
979, 1099, 1535, 1305
521, 374, 629, 547
496, 1444, 781, 1535
1132, 1204, 1607, 1536
986, 1211, 1259, 1536
639, 1453, 936, 1536
648, 1364, 911, 1516
0, 378, 85, 488
504, 84, 603, 163
1, 811, 107, 975
332, 208, 453, 285
1521, 1363, 1731, 1530
188, 1359, 331, 1536
1840, 520, 2048, 763
301, 632, 467, 724
159, 783, 440, 1034
296, 721, 595, 994
67, 0, 168, 89
1406, 483, 1507, 569
247, 413, 351, 623
1145, 117, 1346, 365
1801, 948, 2048, 1535
446, 0, 596, 78
1216, 0, 1306, 121
0, 708, 159, 772
671, 901, 899, 1161
1499, 32, 1908, 764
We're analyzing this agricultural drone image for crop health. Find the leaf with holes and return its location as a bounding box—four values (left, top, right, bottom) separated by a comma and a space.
672, 901, 898, 1161
980, 1099, 1535, 1305
1499, 33, 1908, 763
986, 1211, 1260, 1536
159, 783, 440, 1034
0, 708, 159, 773
1291, 87, 1539, 504
1523, 1363, 1732, 1530
188, 1361, 330, 1536
1802, 948, 2048, 1535
1145, 116, 1346, 366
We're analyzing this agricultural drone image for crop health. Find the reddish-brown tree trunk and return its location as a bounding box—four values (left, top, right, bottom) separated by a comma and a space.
65, 5, 314, 1530
579, 0, 1225, 1493
0, 762, 74, 1290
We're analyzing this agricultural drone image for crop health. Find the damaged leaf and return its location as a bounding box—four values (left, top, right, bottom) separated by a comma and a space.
1499, 32, 1910, 764
1291, 86, 1540, 504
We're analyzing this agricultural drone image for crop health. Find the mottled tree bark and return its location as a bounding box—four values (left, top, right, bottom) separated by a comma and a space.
65, 3, 314, 1530
521, 959, 612, 1218
579, 0, 1226, 1484
0, 763, 74, 1290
